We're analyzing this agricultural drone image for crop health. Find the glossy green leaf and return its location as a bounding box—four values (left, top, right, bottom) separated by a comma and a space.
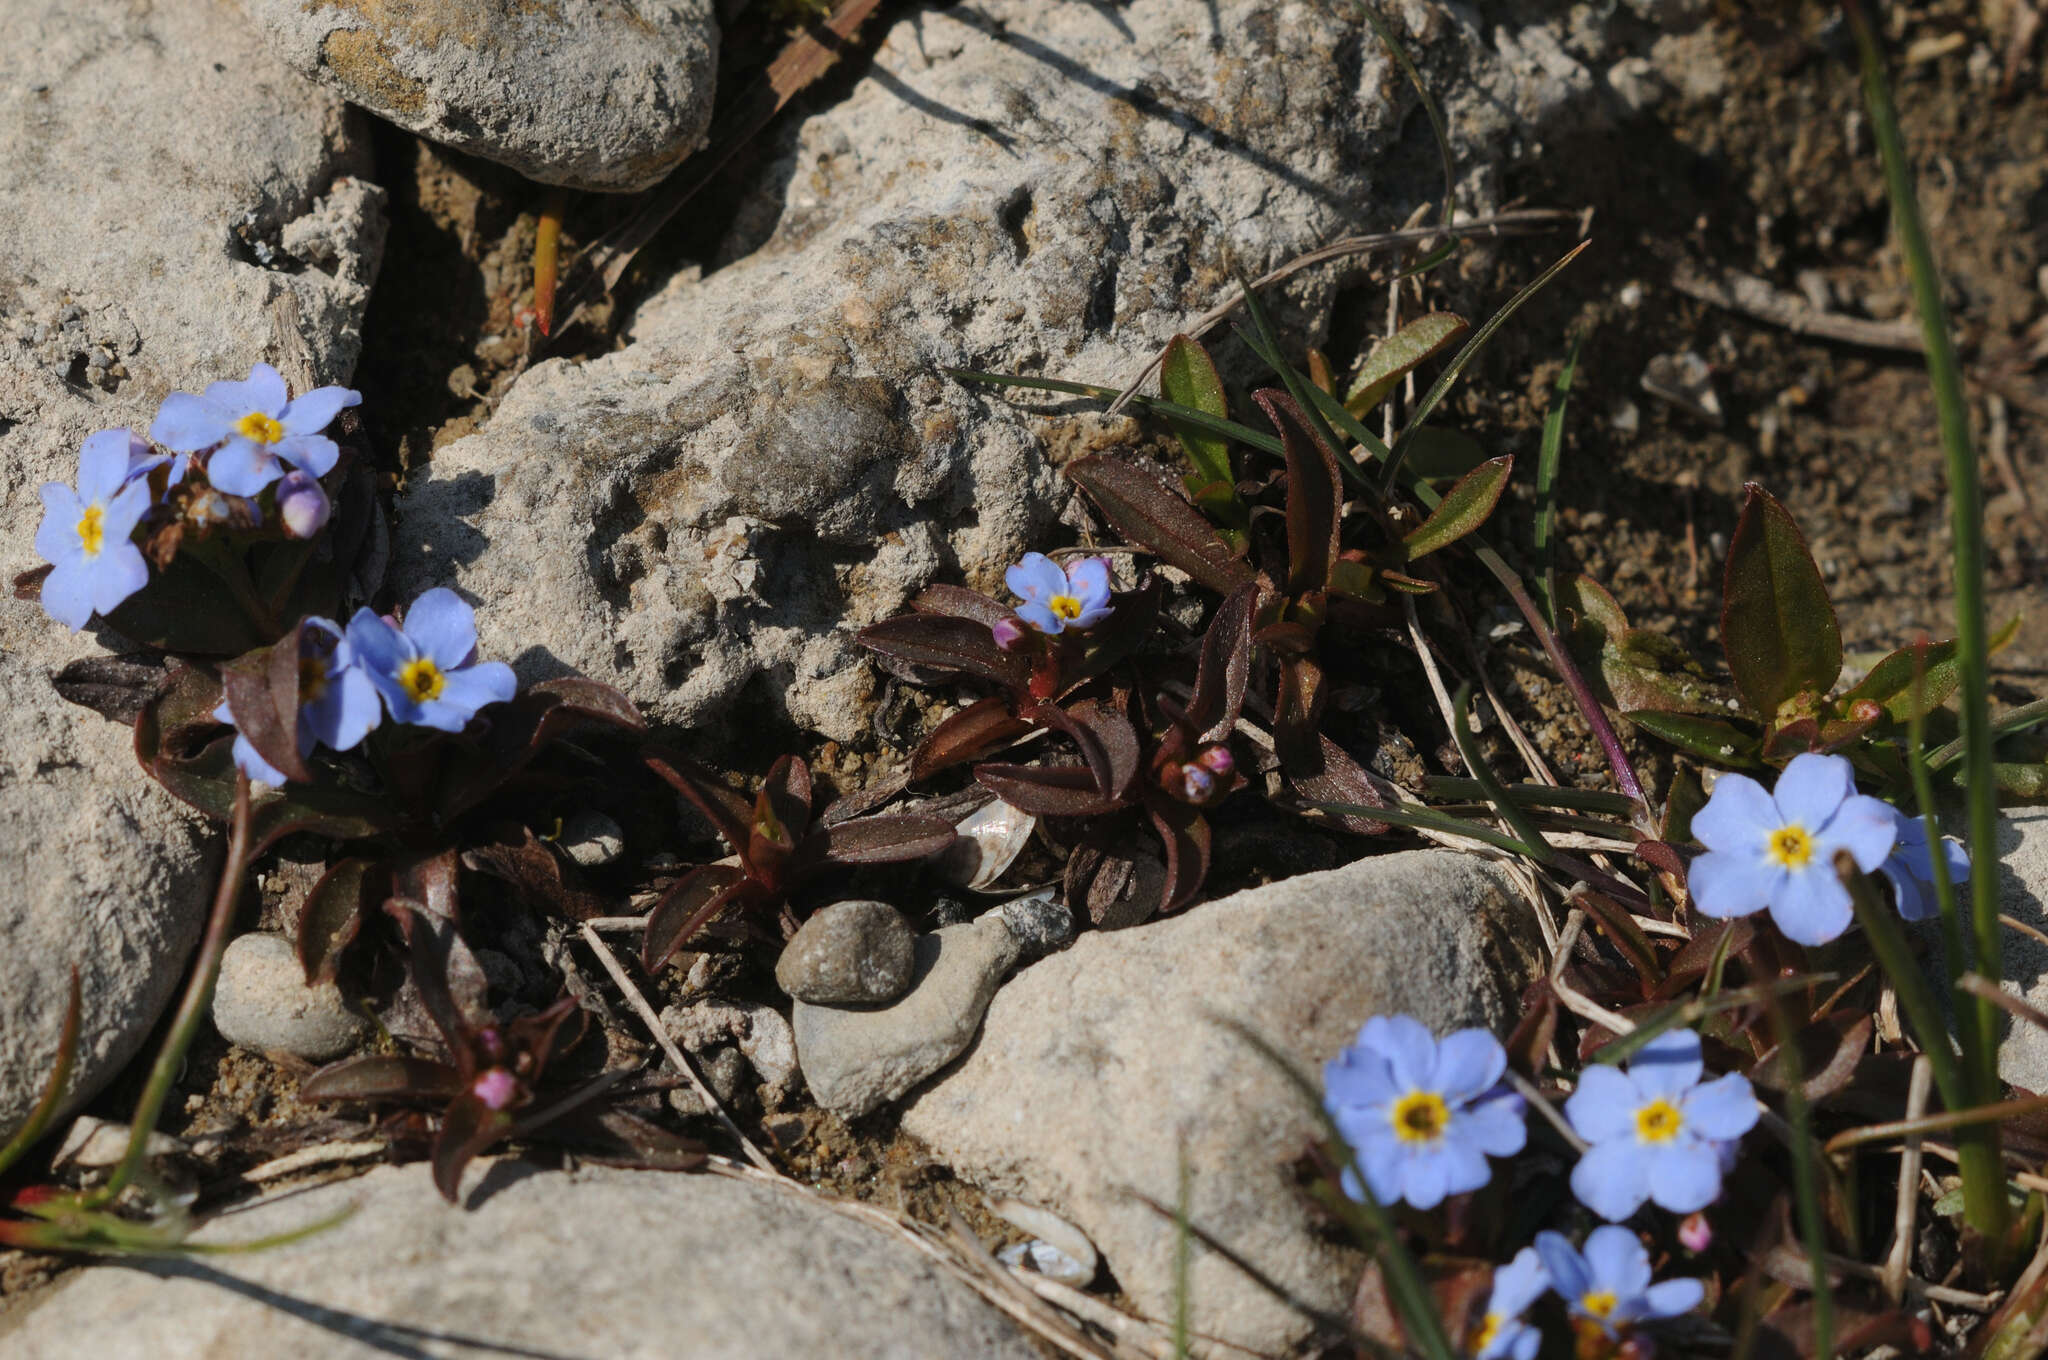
1626, 710, 1761, 765
1346, 312, 1469, 415
1403, 455, 1513, 560
1160, 334, 1234, 494
1721, 483, 1842, 718
1842, 616, 2020, 722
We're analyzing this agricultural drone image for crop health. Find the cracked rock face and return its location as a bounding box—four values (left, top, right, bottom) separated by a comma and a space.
0, 0, 386, 669
249, 0, 719, 193
393, 0, 1612, 743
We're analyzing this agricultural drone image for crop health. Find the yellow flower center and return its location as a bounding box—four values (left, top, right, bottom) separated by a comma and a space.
1636, 1098, 1684, 1143
75, 503, 104, 557
1581, 1291, 1618, 1320
1471, 1311, 1502, 1352
1766, 824, 1814, 869
1049, 593, 1083, 621
299, 655, 328, 705
1391, 1090, 1450, 1144
235, 411, 285, 445
399, 657, 445, 702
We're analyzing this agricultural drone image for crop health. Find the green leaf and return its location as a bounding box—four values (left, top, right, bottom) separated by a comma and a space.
1160, 335, 1234, 493
1842, 616, 2021, 722
1346, 312, 1469, 415
1626, 710, 1762, 765
1721, 483, 1842, 718
1533, 329, 1587, 623
1403, 455, 1513, 560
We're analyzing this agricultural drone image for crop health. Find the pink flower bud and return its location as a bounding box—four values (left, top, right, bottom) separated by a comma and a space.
275, 470, 331, 539
1677, 1211, 1712, 1253
472, 1067, 518, 1111
991, 616, 1028, 651
1196, 744, 1235, 776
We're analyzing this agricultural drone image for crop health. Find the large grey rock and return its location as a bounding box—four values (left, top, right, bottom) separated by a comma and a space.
252, 0, 718, 193
1985, 809, 2048, 1093
900, 850, 1543, 1354
389, 0, 1607, 742
211, 932, 370, 1062
776, 899, 918, 1004
0, 1161, 1041, 1359
0, 653, 217, 1141
794, 916, 1022, 1118
0, 0, 385, 669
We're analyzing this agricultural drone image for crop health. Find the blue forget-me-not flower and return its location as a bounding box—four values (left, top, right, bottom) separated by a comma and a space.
35, 429, 156, 630
1005, 553, 1114, 635
1535, 1226, 1703, 1337
347, 588, 516, 732
1470, 1246, 1549, 1360
1564, 1029, 1758, 1221
212, 618, 380, 786
1878, 804, 1971, 922
150, 362, 360, 497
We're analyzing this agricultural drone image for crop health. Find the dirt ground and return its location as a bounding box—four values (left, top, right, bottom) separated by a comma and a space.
11, 0, 2047, 1335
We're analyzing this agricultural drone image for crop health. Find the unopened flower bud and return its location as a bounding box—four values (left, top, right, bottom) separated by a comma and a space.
991, 616, 1028, 651
472, 1068, 518, 1111
1180, 765, 1214, 803
276, 470, 331, 539
1196, 744, 1234, 776
1677, 1211, 1712, 1252
1849, 698, 1883, 723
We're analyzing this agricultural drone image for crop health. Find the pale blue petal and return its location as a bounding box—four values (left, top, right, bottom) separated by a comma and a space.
1570, 1139, 1650, 1222
1533, 1231, 1589, 1300
1431, 1137, 1496, 1200
1940, 834, 1971, 882
77, 430, 136, 499
1681, 1071, 1760, 1140
1015, 601, 1064, 634
1458, 1092, 1528, 1157
1688, 849, 1779, 920
229, 731, 291, 787
89, 543, 150, 616
1398, 1143, 1455, 1209
1361, 1015, 1437, 1090
207, 439, 283, 496
1769, 865, 1853, 946
101, 479, 153, 540
1883, 862, 1933, 920
1772, 752, 1854, 829
305, 666, 381, 751
1324, 1046, 1397, 1109
1583, 1225, 1653, 1297
1006, 553, 1066, 604
35, 485, 85, 562
345, 607, 412, 678
1358, 1148, 1402, 1207
204, 362, 288, 416
280, 385, 359, 436
1432, 1028, 1507, 1101
1506, 1325, 1540, 1360
404, 588, 480, 668
1488, 1247, 1551, 1317
1067, 602, 1116, 630
1692, 773, 1778, 852
149, 391, 235, 451
1564, 1064, 1640, 1143
1628, 1029, 1704, 1100
1066, 556, 1112, 609
434, 660, 516, 715
40, 558, 95, 630
1644, 1140, 1724, 1213
274, 433, 340, 479
1638, 1278, 1704, 1319
1820, 794, 1900, 872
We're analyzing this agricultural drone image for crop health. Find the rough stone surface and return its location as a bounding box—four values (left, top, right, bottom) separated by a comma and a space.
558, 808, 625, 867
1983, 809, 2048, 1093
900, 850, 1543, 1354
794, 917, 1022, 1118
0, 653, 217, 1141
995, 889, 1074, 959
251, 0, 718, 192
211, 933, 370, 1062
775, 899, 918, 1004
1, 0, 384, 669
0, 1161, 1041, 1359
660, 998, 800, 1110
390, 0, 1610, 742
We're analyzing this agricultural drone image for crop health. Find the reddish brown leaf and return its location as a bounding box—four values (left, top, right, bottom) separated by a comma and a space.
911, 697, 1031, 781
1065, 454, 1255, 595
640, 865, 751, 972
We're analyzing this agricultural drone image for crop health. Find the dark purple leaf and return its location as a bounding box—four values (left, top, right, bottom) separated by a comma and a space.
1150, 801, 1212, 915
646, 749, 754, 853
222, 622, 319, 785
640, 864, 751, 972
300, 1054, 461, 1104
432, 1091, 516, 1203
1722, 483, 1842, 719
1062, 581, 1164, 690
12, 562, 53, 600
1282, 735, 1392, 836
102, 551, 270, 657
1187, 584, 1257, 743
1065, 454, 1256, 595
1750, 1012, 1874, 1104
856, 613, 1033, 691
974, 764, 1125, 818
549, 1106, 708, 1172
297, 856, 378, 985
803, 814, 956, 867
1272, 654, 1327, 768
1029, 699, 1140, 804
1402, 455, 1514, 561
463, 823, 614, 922
749, 754, 813, 884
1253, 390, 1341, 597
909, 584, 1012, 628
911, 697, 1032, 781
435, 677, 647, 821
50, 653, 170, 726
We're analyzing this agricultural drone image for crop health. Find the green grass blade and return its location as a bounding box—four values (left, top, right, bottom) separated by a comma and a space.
1845, 0, 2006, 1242
1532, 328, 1586, 625
948, 367, 1286, 455
1768, 996, 1835, 1359
1447, 684, 1551, 851
1234, 276, 1353, 470
1417, 777, 1638, 817
1927, 697, 2048, 769
1355, 2, 1455, 234
1380, 241, 1590, 493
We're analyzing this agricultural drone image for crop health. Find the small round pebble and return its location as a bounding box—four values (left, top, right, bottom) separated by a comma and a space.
211, 932, 370, 1061
559, 809, 626, 868
775, 900, 917, 1004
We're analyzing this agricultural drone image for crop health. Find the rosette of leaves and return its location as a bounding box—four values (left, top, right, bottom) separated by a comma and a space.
301, 902, 701, 1201
1562, 483, 2032, 793
130, 625, 649, 985
639, 752, 958, 971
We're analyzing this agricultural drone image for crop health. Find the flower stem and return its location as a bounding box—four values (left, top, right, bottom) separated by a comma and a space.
87, 771, 254, 1206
